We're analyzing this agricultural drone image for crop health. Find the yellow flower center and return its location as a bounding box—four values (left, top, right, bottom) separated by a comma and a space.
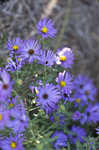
17, 58, 21, 62
60, 56, 67, 62
2, 84, 8, 90
76, 98, 81, 103
41, 27, 48, 33
9, 103, 14, 108
85, 90, 89, 95
10, 141, 17, 149
35, 89, 39, 94
28, 49, 34, 55
13, 45, 19, 51
0, 114, 3, 121
60, 81, 66, 87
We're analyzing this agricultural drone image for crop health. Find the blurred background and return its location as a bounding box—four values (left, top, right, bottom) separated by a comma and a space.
0, 0, 99, 97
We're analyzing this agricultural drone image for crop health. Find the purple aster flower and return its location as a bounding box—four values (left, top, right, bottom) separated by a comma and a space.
72, 93, 88, 107
56, 71, 73, 97
0, 106, 10, 129
81, 103, 99, 124
36, 83, 61, 114
20, 39, 41, 63
0, 70, 13, 101
38, 49, 56, 67
74, 74, 97, 102
6, 37, 23, 56
68, 126, 86, 144
37, 18, 57, 38
61, 90, 72, 101
79, 82, 97, 102
51, 131, 67, 150
1, 134, 24, 150
7, 98, 28, 133
7, 96, 19, 110
8, 119, 28, 134
5, 57, 25, 72
56, 47, 74, 68
72, 111, 81, 121
74, 74, 91, 89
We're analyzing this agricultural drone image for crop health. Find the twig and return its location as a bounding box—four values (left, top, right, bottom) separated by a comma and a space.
41, 0, 58, 18
55, 0, 72, 50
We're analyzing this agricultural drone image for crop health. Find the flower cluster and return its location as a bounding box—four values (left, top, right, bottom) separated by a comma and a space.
0, 72, 28, 149
0, 18, 99, 150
